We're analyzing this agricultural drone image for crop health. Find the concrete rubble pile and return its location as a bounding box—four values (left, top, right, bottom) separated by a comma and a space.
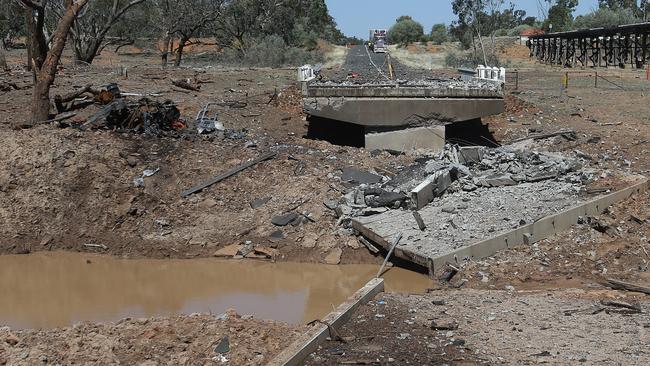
309, 78, 503, 92
331, 144, 598, 229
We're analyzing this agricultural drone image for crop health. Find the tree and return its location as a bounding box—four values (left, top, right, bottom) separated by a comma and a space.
430, 23, 449, 44
171, 0, 225, 66
47, 0, 145, 64
574, 7, 641, 28
544, 0, 579, 32
598, 0, 639, 10
388, 16, 424, 46
18, 0, 90, 125
72, 0, 144, 64
214, 0, 341, 56
150, 0, 226, 68
1, 1, 26, 48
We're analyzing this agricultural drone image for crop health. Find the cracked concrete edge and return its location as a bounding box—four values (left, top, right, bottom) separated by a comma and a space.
353, 177, 650, 278
267, 277, 385, 366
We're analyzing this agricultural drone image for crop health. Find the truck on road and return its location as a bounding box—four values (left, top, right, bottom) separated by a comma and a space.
369, 29, 388, 53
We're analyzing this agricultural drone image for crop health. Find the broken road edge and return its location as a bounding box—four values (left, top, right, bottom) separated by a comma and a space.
267, 277, 385, 366
353, 177, 650, 278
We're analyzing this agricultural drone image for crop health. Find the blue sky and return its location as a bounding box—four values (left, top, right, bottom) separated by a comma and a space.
325, 0, 600, 38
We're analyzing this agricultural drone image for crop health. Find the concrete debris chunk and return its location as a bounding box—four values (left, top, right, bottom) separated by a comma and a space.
459, 146, 485, 165
341, 167, 383, 185
483, 174, 517, 187
271, 213, 300, 226
368, 191, 406, 208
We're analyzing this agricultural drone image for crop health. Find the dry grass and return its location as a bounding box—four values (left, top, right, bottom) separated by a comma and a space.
388, 42, 459, 70
322, 44, 349, 68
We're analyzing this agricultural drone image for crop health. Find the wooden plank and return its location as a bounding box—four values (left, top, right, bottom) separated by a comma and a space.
180, 152, 276, 197
605, 278, 650, 295
268, 278, 385, 366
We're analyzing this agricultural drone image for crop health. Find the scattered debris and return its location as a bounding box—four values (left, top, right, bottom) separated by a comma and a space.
171, 78, 200, 91
181, 152, 276, 197
605, 278, 650, 295
271, 213, 299, 227
195, 103, 224, 134
86, 98, 185, 134
341, 168, 383, 185
84, 243, 108, 250
250, 197, 271, 209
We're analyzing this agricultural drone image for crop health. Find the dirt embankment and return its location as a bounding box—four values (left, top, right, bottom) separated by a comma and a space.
0, 310, 305, 365
0, 54, 420, 266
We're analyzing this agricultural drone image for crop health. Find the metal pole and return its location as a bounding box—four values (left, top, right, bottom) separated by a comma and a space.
376, 232, 402, 278
515, 70, 519, 90
595, 71, 598, 88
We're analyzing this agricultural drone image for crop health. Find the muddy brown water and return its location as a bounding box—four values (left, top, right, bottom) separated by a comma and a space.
0, 252, 431, 329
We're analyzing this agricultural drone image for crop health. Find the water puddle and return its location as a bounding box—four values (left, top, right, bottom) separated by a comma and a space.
0, 252, 431, 329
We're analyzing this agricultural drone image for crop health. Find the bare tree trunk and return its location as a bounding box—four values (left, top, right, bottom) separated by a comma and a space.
75, 40, 101, 65
174, 37, 188, 67
0, 48, 7, 71
24, 8, 33, 71
24, 0, 89, 125
24, 5, 48, 71
160, 32, 171, 69
474, 16, 487, 65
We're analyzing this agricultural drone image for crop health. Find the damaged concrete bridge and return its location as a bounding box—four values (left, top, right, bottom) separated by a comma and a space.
330, 144, 650, 278
302, 79, 504, 152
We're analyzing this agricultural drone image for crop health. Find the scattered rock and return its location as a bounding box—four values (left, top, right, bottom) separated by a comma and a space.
324, 247, 342, 265
269, 230, 285, 240
213, 244, 243, 258
40, 236, 53, 247
4, 332, 20, 346
301, 232, 319, 248
441, 206, 456, 214
250, 197, 271, 209
214, 336, 229, 354
271, 213, 299, 226
430, 320, 458, 330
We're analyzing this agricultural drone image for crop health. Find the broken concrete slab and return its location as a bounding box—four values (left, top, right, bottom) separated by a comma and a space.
368, 191, 406, 208
341, 168, 383, 185
458, 146, 485, 165
364, 126, 445, 153
353, 177, 649, 277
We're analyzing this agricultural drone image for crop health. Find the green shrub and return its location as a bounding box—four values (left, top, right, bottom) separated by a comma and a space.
211, 35, 324, 67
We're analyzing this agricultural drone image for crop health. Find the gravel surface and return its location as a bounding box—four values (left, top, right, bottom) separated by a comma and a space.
324, 45, 441, 83
388, 290, 650, 365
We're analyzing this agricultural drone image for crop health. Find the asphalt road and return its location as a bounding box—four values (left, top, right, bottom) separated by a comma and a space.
332, 45, 433, 83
